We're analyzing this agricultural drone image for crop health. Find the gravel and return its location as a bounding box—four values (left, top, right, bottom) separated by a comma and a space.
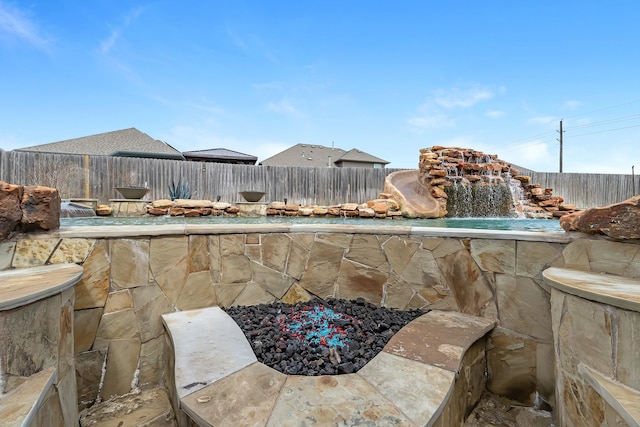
224, 298, 425, 376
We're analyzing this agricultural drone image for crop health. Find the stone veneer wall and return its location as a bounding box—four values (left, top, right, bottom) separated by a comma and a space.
0, 284, 77, 424
547, 239, 640, 426
1, 228, 639, 417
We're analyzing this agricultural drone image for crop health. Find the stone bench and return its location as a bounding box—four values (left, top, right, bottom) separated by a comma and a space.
543, 267, 640, 426
0, 263, 84, 427
162, 306, 494, 427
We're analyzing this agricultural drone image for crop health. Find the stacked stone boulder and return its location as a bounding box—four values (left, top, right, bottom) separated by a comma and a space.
418, 146, 576, 219
0, 180, 60, 240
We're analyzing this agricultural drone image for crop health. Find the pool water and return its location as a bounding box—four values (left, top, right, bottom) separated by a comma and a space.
60, 215, 564, 232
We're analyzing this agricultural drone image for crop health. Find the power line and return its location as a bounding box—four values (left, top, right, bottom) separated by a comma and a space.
568, 123, 640, 138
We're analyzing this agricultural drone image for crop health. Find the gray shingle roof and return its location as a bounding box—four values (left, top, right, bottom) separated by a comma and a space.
16, 128, 184, 159
259, 143, 388, 167
337, 148, 389, 165
182, 148, 257, 163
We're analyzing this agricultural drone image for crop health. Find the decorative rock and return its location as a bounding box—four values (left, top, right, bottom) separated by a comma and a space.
174, 199, 214, 208
151, 199, 173, 208
560, 194, 640, 239
95, 205, 113, 216
21, 185, 60, 232
0, 181, 23, 240
341, 203, 359, 211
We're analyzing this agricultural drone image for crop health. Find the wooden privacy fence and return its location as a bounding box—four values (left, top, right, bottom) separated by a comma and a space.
0, 150, 402, 205
1, 149, 638, 208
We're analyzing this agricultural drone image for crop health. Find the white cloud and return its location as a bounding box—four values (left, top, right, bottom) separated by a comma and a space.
266, 98, 304, 119
407, 113, 455, 130
526, 116, 556, 125
0, 2, 50, 49
486, 110, 505, 119
432, 86, 494, 109
407, 84, 496, 131
563, 100, 582, 110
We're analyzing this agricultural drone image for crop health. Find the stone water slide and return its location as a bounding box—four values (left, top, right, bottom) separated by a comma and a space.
383, 170, 445, 218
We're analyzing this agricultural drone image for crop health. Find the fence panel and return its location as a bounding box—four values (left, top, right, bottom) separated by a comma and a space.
1, 150, 638, 208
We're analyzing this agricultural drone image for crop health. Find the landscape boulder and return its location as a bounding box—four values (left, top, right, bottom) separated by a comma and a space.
560, 194, 640, 239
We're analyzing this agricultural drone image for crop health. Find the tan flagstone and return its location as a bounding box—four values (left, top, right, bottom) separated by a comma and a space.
346, 234, 386, 269
56, 365, 78, 426
486, 327, 538, 405
615, 308, 640, 390
50, 238, 95, 264
401, 248, 447, 290
138, 335, 165, 387
285, 240, 309, 280
111, 239, 150, 290
188, 235, 210, 272
220, 234, 245, 256
176, 271, 217, 310
495, 274, 553, 342
100, 337, 141, 400
76, 348, 106, 410
587, 240, 639, 275
74, 239, 110, 310
298, 240, 343, 299
208, 235, 221, 282
0, 241, 15, 270
316, 232, 352, 248
57, 301, 74, 379
281, 282, 312, 304
432, 238, 464, 259
214, 283, 247, 308
232, 283, 275, 306
149, 236, 188, 303
336, 258, 386, 305
12, 238, 59, 268
561, 240, 590, 271
103, 289, 132, 313
557, 293, 614, 377
268, 374, 413, 426
74, 307, 102, 353
358, 351, 455, 426
220, 254, 252, 283
251, 261, 294, 299
133, 287, 175, 342
516, 241, 563, 278
93, 308, 140, 350
261, 234, 291, 272
383, 278, 415, 310
436, 249, 493, 316
470, 239, 516, 274
181, 363, 286, 427
382, 236, 420, 274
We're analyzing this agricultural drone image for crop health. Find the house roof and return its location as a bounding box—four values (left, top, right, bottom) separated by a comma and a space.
182, 148, 257, 164
337, 148, 390, 165
16, 128, 185, 160
259, 143, 389, 167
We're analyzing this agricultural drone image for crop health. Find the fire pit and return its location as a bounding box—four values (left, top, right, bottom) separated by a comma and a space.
225, 298, 424, 376
115, 186, 150, 199
238, 191, 265, 202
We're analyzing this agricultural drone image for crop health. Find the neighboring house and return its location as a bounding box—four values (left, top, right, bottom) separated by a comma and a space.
182, 148, 257, 165
259, 143, 389, 168
15, 128, 185, 160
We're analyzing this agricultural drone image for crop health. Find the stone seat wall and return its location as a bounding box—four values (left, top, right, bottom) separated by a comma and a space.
543, 267, 640, 426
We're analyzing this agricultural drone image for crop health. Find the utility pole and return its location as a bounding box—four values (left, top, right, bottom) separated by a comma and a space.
557, 119, 564, 173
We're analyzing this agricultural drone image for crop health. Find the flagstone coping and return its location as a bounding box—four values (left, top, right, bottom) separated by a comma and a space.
52, 223, 575, 242
543, 267, 640, 313
163, 307, 495, 427
0, 367, 57, 427
0, 263, 83, 311
579, 364, 640, 427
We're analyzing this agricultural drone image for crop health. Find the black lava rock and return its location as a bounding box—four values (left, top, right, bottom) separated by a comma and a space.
224, 298, 425, 376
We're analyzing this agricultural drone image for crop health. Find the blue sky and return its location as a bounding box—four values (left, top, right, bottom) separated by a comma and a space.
1, 1, 639, 173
